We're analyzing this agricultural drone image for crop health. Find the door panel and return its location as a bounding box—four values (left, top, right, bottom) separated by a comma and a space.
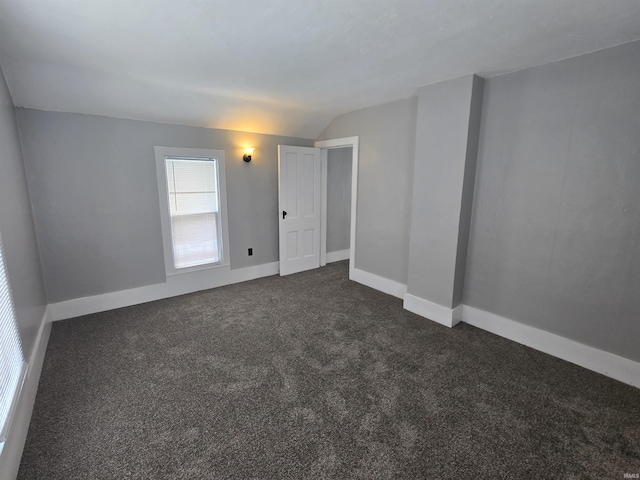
278, 145, 321, 275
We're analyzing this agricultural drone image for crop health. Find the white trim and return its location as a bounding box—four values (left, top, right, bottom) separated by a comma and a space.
314, 137, 359, 281
0, 307, 52, 480
49, 262, 279, 321
326, 249, 350, 264
320, 148, 328, 267
351, 268, 406, 299
403, 294, 462, 328
453, 304, 463, 323
462, 305, 640, 389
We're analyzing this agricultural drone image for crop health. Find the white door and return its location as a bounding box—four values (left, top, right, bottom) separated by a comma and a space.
278, 145, 321, 276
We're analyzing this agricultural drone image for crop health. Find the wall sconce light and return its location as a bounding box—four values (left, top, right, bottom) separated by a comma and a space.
243, 148, 255, 162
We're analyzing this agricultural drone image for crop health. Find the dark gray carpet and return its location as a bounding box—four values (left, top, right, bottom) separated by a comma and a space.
18, 261, 640, 479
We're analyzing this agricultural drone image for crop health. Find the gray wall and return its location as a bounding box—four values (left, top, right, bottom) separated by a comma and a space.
453, 75, 484, 306
465, 40, 640, 362
17, 109, 313, 303
317, 98, 417, 284
326, 147, 352, 253
0, 70, 46, 359
406, 75, 483, 308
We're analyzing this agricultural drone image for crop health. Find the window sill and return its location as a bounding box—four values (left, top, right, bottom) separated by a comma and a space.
166, 261, 230, 277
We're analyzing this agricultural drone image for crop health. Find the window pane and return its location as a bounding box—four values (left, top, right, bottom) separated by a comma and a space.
171, 212, 219, 268
166, 159, 218, 216
167, 159, 217, 193
165, 156, 223, 270
0, 234, 25, 442
168, 192, 218, 216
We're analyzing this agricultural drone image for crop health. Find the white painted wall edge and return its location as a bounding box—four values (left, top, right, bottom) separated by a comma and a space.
0, 306, 52, 480
462, 305, 640, 389
403, 293, 461, 328
50, 262, 280, 321
351, 268, 406, 299
326, 249, 350, 264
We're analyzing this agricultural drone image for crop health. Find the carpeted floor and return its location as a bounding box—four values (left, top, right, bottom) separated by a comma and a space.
18, 261, 640, 479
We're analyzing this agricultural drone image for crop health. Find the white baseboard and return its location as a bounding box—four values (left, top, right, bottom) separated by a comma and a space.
49, 262, 280, 321
326, 249, 350, 264
351, 268, 407, 299
462, 305, 640, 389
403, 294, 462, 328
0, 306, 52, 480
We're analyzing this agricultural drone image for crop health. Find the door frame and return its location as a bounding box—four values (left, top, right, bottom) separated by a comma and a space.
314, 136, 359, 280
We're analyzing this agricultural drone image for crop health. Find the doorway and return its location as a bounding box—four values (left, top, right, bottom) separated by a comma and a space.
325, 147, 352, 264
276, 137, 359, 279
315, 136, 359, 281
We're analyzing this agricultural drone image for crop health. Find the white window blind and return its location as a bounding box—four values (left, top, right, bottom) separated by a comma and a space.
165, 157, 221, 269
0, 234, 25, 443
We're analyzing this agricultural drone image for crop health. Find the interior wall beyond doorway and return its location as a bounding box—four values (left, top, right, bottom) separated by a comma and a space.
326, 147, 352, 255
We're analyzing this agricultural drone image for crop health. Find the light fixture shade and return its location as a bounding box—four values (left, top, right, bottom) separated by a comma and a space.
243, 148, 254, 162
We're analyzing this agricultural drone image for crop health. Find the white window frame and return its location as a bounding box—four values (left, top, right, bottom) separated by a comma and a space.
154, 146, 231, 276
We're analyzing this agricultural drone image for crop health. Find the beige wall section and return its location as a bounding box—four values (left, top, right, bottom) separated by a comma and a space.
317, 97, 418, 285
17, 109, 313, 303
0, 69, 47, 359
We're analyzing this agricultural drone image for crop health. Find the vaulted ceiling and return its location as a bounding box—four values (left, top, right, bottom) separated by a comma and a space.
1, 0, 639, 138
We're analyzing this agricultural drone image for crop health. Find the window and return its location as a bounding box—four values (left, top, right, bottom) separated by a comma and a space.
0, 233, 26, 444
155, 147, 230, 274
166, 158, 220, 268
